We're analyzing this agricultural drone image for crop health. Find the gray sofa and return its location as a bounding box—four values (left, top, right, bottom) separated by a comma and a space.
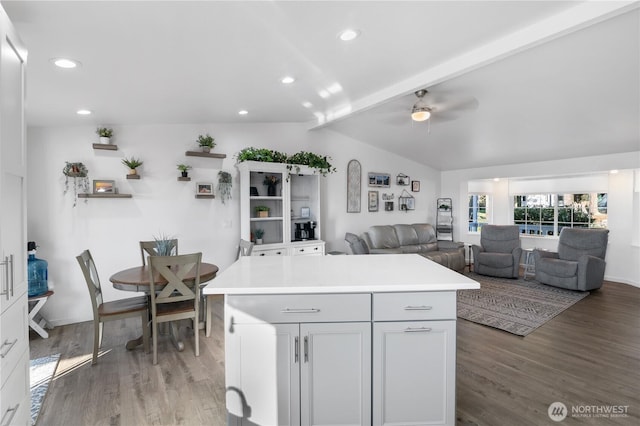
534, 228, 609, 291
356, 223, 465, 272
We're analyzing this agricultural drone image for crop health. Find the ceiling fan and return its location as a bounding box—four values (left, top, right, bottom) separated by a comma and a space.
411, 89, 432, 122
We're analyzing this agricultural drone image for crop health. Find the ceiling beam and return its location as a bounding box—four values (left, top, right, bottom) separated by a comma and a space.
310, 0, 640, 129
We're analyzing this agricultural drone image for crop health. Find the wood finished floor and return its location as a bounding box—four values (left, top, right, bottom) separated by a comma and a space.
30, 281, 640, 426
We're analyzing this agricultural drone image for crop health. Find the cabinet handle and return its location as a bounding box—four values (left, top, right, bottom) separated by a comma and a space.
300, 249, 305, 252
259, 253, 266, 256
303, 336, 309, 362
404, 327, 432, 333
1, 404, 19, 426
294, 336, 299, 363
0, 339, 18, 358
9, 255, 14, 297
280, 308, 320, 314
0, 257, 7, 299
404, 305, 433, 311
276, 251, 282, 255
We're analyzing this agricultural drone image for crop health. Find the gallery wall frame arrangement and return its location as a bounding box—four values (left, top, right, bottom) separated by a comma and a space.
368, 172, 390, 188
398, 189, 415, 211
368, 190, 379, 212
347, 159, 361, 213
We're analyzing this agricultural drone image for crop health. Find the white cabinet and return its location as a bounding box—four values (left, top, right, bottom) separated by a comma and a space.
372, 292, 456, 426
237, 161, 325, 256
0, 5, 29, 426
225, 294, 371, 426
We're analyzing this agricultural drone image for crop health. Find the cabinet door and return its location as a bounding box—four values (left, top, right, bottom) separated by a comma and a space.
300, 322, 371, 426
373, 321, 456, 426
0, 25, 27, 314
226, 322, 300, 426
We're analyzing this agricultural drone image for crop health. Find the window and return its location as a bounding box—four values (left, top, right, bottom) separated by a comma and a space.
513, 192, 607, 236
468, 194, 489, 232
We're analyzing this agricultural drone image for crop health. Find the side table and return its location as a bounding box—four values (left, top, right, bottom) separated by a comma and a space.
523, 249, 535, 280
28, 290, 55, 338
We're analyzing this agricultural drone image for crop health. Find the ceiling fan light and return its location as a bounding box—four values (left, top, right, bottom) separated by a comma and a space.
411, 107, 431, 122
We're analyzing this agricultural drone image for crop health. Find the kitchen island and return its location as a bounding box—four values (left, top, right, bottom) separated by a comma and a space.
203, 254, 479, 426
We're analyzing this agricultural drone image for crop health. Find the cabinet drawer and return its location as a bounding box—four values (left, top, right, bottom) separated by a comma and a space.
1, 297, 28, 387
373, 291, 455, 321
292, 244, 324, 256
1, 347, 29, 426
252, 248, 287, 257
227, 293, 371, 324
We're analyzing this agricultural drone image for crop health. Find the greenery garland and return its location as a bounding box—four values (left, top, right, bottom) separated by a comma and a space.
235, 147, 336, 176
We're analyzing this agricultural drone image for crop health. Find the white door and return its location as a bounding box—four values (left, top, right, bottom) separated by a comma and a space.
373, 321, 456, 426
225, 322, 300, 426
300, 322, 371, 426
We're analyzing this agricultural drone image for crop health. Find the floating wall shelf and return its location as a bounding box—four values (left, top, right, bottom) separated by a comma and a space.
178, 176, 191, 181
185, 151, 226, 159
78, 193, 132, 199
195, 194, 215, 199
92, 144, 118, 151
126, 174, 140, 180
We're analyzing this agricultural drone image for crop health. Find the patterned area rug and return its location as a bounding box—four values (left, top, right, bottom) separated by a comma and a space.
30, 353, 60, 425
457, 273, 589, 336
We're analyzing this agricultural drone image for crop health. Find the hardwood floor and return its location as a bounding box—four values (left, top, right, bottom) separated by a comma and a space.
30, 282, 639, 426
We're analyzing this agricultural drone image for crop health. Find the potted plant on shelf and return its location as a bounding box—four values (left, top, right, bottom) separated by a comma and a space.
197, 133, 216, 153
96, 127, 113, 144
62, 161, 89, 207
177, 163, 192, 178
263, 175, 280, 196
254, 228, 265, 245
255, 206, 269, 218
122, 157, 143, 175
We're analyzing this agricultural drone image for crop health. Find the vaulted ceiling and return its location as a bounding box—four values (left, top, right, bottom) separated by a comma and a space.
3, 1, 639, 170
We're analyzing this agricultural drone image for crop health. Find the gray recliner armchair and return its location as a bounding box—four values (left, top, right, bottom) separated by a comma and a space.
472, 225, 522, 278
534, 228, 609, 291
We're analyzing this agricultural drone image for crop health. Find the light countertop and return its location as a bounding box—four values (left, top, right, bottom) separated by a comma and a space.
203, 254, 480, 295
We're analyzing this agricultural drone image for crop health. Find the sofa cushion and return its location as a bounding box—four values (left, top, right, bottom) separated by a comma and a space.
480, 225, 520, 254
557, 228, 608, 261
538, 258, 578, 278
401, 244, 421, 254
366, 225, 400, 249
411, 223, 437, 245
476, 252, 513, 269
345, 232, 369, 255
394, 224, 419, 246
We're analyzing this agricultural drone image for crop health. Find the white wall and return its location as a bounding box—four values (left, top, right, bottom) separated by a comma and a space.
441, 152, 640, 287
27, 123, 439, 325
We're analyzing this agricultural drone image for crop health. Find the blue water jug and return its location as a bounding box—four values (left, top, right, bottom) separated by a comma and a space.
27, 241, 48, 297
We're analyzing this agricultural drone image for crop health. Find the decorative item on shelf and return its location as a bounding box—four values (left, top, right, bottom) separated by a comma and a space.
197, 133, 216, 153
153, 233, 177, 256
250, 186, 259, 196
300, 207, 310, 218
411, 180, 420, 192
255, 206, 269, 218
196, 182, 214, 198
122, 156, 143, 178
96, 127, 113, 144
439, 200, 451, 210
217, 171, 232, 204
93, 179, 116, 194
235, 147, 336, 177
398, 189, 415, 212
263, 175, 280, 196
254, 228, 265, 245
62, 161, 90, 207
396, 173, 409, 185
177, 163, 192, 180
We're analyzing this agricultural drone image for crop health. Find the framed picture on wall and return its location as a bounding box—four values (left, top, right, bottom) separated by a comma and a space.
411, 180, 420, 192
368, 191, 379, 212
368, 173, 390, 188
93, 180, 115, 194
385, 201, 394, 211
196, 182, 213, 194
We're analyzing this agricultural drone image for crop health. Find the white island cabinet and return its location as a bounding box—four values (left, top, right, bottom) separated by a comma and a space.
203, 254, 479, 426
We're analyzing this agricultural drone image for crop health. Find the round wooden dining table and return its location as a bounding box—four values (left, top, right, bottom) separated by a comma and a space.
109, 262, 219, 351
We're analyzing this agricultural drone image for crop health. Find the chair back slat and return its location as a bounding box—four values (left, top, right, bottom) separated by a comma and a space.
76, 250, 103, 315
148, 253, 202, 308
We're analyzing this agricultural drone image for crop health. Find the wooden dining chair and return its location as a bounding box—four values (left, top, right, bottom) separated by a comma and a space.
139, 239, 178, 265
236, 239, 254, 260
148, 252, 202, 365
76, 250, 150, 365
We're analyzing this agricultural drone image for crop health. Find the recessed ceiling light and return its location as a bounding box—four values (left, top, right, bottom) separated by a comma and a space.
610, 169, 619, 174
238, 110, 248, 115
302, 101, 313, 108
493, 178, 500, 182
51, 58, 81, 69
318, 90, 330, 99
338, 29, 360, 41
281, 76, 295, 84
76, 109, 92, 115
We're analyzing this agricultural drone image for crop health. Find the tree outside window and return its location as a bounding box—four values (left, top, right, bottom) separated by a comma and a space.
468, 194, 488, 232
